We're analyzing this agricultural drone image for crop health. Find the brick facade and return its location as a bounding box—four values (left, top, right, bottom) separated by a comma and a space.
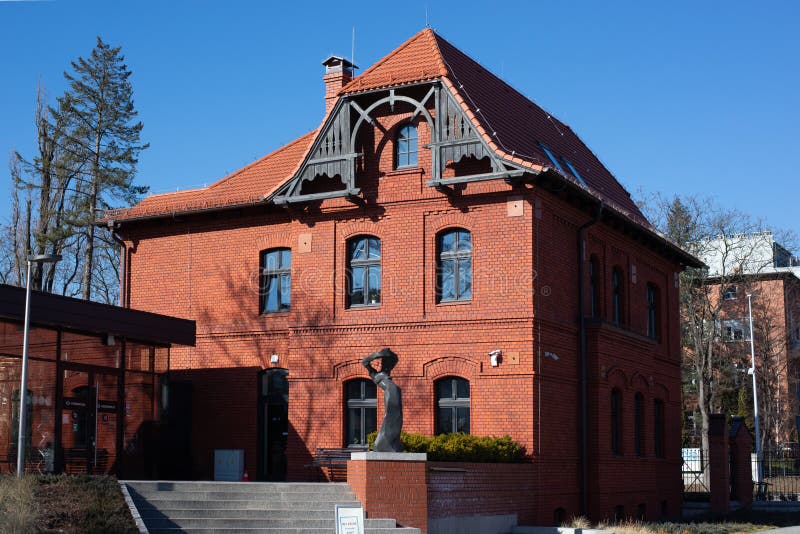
111, 29, 696, 524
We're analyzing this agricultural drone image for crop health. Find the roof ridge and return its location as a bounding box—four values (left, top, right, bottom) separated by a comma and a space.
339, 28, 445, 94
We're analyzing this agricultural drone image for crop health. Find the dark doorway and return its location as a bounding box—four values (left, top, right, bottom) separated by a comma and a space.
258, 369, 288, 481
159, 379, 193, 479
59, 366, 120, 474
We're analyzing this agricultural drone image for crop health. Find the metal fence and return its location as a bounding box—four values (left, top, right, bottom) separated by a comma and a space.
753, 449, 800, 501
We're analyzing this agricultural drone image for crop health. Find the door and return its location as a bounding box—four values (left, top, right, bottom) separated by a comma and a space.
60, 366, 119, 474
258, 369, 288, 481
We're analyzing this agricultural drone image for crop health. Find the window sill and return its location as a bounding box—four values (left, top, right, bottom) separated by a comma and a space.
346, 304, 381, 311
436, 299, 472, 307
260, 310, 291, 316
385, 167, 422, 177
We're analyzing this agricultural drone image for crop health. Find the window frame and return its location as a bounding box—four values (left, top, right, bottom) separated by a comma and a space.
646, 284, 659, 340
722, 285, 738, 300
436, 228, 473, 303
395, 123, 419, 169
346, 236, 382, 308
260, 248, 292, 314
345, 379, 377, 448
539, 143, 565, 173
612, 267, 624, 326
435, 376, 470, 435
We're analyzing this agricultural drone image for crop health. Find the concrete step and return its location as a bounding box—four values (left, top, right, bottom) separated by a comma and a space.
143, 517, 398, 529
137, 509, 340, 519
131, 498, 362, 511
124, 481, 351, 493
148, 531, 420, 534
128, 488, 355, 502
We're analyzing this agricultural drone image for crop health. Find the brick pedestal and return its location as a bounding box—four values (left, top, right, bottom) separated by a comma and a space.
708, 414, 730, 514
347, 452, 428, 533
729, 416, 754, 509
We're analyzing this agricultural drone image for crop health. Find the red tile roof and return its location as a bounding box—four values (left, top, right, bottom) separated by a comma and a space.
105, 131, 316, 221
109, 28, 644, 224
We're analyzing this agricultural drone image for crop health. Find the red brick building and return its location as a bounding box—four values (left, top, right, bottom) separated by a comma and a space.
106, 29, 700, 523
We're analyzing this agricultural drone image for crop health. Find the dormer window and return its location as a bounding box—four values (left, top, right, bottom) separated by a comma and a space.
396, 124, 418, 168
539, 143, 565, 174
562, 158, 587, 186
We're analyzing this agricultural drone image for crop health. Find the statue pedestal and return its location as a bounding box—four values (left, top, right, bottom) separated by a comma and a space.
350, 451, 427, 462
348, 451, 428, 533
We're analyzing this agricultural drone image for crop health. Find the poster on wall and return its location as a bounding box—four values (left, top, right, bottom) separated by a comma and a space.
335, 504, 364, 534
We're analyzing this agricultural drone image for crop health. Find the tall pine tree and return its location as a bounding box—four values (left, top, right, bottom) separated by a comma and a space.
56, 37, 148, 300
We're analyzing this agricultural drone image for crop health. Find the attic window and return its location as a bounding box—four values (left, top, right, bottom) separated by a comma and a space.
562, 158, 587, 186
539, 143, 565, 174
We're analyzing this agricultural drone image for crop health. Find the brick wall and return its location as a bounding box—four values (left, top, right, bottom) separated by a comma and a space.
120, 93, 685, 520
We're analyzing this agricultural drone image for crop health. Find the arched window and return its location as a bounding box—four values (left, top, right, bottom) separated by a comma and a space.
654, 399, 665, 458
589, 255, 599, 318
611, 388, 622, 455
437, 229, 472, 302
345, 379, 377, 447
260, 248, 291, 313
646, 284, 659, 339
435, 377, 470, 434
395, 124, 418, 168
612, 267, 624, 326
634, 392, 645, 457
347, 236, 381, 307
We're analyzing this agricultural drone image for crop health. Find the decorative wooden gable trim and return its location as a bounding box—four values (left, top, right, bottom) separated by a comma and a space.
271, 81, 526, 206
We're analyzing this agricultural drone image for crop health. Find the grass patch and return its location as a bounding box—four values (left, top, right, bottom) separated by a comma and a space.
0, 475, 137, 534
566, 509, 800, 533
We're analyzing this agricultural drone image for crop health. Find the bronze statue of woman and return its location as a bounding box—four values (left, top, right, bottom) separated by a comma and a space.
362, 348, 403, 453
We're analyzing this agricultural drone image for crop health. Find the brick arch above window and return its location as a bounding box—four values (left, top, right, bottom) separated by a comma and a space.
334, 359, 372, 381
429, 213, 474, 236
604, 367, 627, 389
423, 356, 480, 381
339, 220, 386, 242
255, 233, 294, 252
630, 372, 651, 393
653, 382, 670, 402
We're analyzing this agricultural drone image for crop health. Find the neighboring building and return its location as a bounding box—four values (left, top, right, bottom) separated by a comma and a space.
105, 29, 700, 523
0, 283, 194, 477
692, 232, 800, 446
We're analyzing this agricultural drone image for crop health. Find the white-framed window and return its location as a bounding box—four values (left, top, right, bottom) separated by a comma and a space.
722, 285, 738, 300
721, 319, 750, 342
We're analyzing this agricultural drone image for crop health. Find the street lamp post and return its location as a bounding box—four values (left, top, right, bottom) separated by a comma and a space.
747, 293, 763, 484
16, 253, 61, 478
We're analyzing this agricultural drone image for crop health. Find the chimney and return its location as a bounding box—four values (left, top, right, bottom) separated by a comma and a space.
322, 56, 357, 115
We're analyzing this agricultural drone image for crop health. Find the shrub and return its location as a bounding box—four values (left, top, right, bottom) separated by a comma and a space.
367, 431, 525, 462
0, 475, 38, 534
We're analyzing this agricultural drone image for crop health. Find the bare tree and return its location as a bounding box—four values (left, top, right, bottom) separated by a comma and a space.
641, 194, 791, 458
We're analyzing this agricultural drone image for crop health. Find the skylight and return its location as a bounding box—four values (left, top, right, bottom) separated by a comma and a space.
539, 143, 565, 174
562, 158, 587, 186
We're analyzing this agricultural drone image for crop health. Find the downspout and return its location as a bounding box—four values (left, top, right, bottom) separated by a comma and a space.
578, 201, 603, 517
108, 220, 127, 308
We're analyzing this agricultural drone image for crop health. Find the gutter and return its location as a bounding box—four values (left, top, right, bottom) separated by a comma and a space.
578, 201, 604, 517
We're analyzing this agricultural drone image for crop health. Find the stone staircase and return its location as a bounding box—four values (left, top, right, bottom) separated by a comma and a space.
122, 480, 421, 533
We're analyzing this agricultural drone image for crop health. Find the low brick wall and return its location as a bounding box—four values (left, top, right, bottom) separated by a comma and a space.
427, 462, 538, 528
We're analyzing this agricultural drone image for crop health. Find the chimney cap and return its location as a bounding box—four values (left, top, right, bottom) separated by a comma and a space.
322, 55, 358, 73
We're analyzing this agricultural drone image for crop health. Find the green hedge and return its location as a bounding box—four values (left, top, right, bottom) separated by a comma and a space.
367, 431, 526, 463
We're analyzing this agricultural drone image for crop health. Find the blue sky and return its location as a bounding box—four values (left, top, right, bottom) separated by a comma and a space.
1, 1, 798, 237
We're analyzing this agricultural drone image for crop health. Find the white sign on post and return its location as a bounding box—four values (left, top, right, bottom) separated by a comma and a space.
335, 504, 365, 534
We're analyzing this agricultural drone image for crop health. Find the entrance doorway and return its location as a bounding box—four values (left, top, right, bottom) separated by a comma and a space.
59, 366, 120, 474
258, 369, 288, 481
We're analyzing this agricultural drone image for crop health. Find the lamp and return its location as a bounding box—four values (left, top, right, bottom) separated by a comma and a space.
16, 253, 61, 477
